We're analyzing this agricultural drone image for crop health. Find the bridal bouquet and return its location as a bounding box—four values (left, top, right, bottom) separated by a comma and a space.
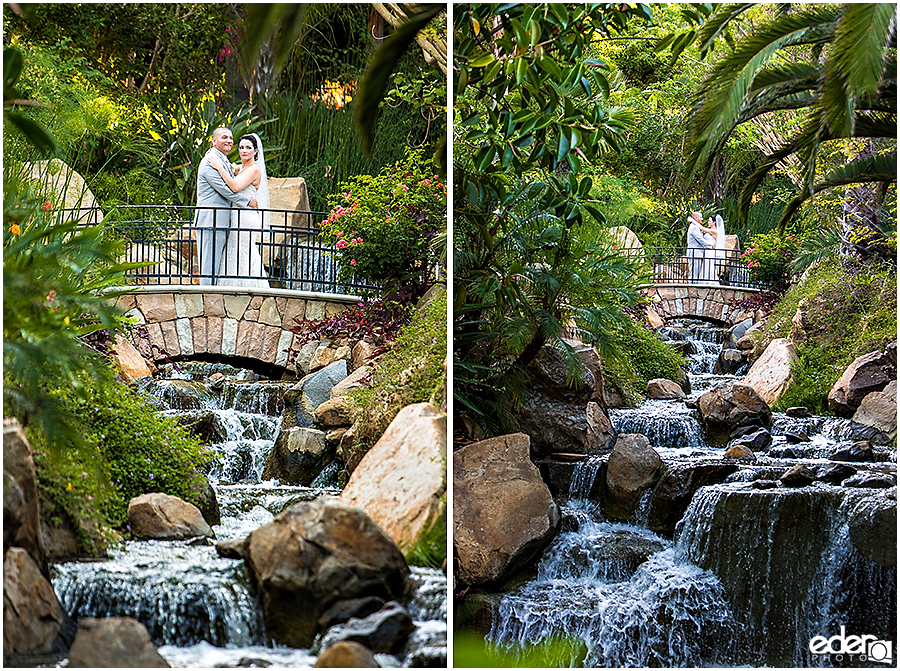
319, 149, 446, 291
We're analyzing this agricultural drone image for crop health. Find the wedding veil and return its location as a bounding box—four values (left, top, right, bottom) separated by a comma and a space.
250, 132, 269, 229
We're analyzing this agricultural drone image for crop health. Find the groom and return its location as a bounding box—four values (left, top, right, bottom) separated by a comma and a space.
686, 210, 716, 282
195, 126, 258, 285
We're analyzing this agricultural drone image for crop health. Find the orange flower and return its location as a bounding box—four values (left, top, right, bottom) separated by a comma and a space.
9, 224, 21, 235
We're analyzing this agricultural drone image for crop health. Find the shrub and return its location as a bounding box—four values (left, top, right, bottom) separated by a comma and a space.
740, 230, 802, 288
602, 317, 687, 405
344, 288, 447, 466
318, 148, 446, 290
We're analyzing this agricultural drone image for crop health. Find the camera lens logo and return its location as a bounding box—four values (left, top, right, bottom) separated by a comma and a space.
809, 626, 894, 664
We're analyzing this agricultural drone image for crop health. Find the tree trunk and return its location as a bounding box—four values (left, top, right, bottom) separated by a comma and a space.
839, 139, 882, 261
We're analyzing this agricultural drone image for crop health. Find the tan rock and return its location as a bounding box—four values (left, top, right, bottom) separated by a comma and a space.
3, 547, 68, 656
207, 317, 223, 355
334, 345, 352, 361
280, 298, 307, 329
352, 341, 380, 370
137, 293, 177, 322
67, 617, 169, 668
110, 335, 152, 380
341, 403, 447, 554
203, 293, 226, 318
724, 444, 757, 461
315, 640, 379, 668
3, 420, 46, 570
325, 302, 347, 317
852, 380, 897, 442
235, 320, 254, 357
259, 297, 281, 326
310, 342, 336, 372
742, 338, 798, 406
331, 365, 371, 398
224, 294, 251, 319
191, 318, 208, 354
645, 306, 665, 328
27, 159, 100, 223
828, 349, 896, 417
647, 378, 685, 400
146, 322, 165, 355
604, 434, 662, 521
315, 396, 357, 427
127, 493, 213, 540
174, 293, 203, 319
159, 321, 180, 356
262, 325, 283, 364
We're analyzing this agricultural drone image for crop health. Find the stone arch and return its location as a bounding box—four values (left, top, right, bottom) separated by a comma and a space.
112, 288, 356, 373
640, 285, 757, 327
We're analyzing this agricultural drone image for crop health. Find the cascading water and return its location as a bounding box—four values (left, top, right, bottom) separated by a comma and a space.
488, 319, 896, 667
50, 361, 447, 668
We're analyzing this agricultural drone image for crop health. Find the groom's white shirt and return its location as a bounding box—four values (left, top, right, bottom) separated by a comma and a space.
195, 147, 251, 284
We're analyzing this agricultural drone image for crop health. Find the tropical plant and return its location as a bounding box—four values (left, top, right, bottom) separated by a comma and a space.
318, 149, 445, 291
740, 230, 802, 289
453, 3, 652, 436
670, 3, 897, 240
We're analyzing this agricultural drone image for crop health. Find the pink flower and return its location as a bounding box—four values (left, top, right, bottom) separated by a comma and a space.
46, 290, 57, 301
350, 259, 357, 266
336, 239, 348, 250
354, 237, 362, 244
336, 232, 343, 239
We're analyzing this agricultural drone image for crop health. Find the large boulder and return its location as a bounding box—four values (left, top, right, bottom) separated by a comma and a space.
828, 347, 896, 417
262, 426, 332, 485
127, 493, 214, 541
453, 433, 560, 587
586, 402, 615, 453
742, 338, 797, 406
851, 380, 897, 443
3, 420, 46, 571
67, 617, 169, 668
315, 396, 357, 428
604, 434, 662, 521
243, 498, 409, 648
848, 495, 896, 567
713, 348, 747, 376
514, 347, 596, 457
340, 403, 446, 554
285, 361, 349, 425
697, 381, 772, 446
3, 547, 71, 658
27, 159, 101, 224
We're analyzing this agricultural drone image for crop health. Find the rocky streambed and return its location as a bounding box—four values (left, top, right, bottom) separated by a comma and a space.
455, 320, 896, 668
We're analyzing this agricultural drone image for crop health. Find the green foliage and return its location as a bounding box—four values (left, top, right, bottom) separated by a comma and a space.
3, 165, 138, 446
49, 371, 213, 529
454, 631, 587, 668
740, 230, 802, 288
602, 318, 688, 405
405, 500, 446, 569
676, 3, 897, 230
453, 3, 652, 437
752, 259, 897, 412
318, 149, 446, 290
347, 289, 447, 462
148, 93, 268, 207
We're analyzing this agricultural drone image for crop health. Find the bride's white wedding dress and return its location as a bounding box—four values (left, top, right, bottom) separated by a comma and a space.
217, 186, 270, 288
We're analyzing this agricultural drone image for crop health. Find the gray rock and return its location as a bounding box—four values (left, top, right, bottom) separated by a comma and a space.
215, 537, 248, 560
828, 349, 895, 417
728, 318, 754, 347
785, 406, 812, 418
830, 441, 874, 463
751, 479, 778, 489
326, 601, 415, 654
731, 428, 772, 452
848, 495, 896, 566
851, 380, 897, 443
815, 464, 856, 484
697, 382, 772, 446
713, 348, 746, 375
285, 360, 349, 425
317, 597, 385, 631
842, 473, 896, 489
645, 463, 738, 538
784, 430, 808, 444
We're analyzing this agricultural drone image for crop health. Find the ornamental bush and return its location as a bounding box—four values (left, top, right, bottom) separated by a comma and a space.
740, 230, 802, 288
318, 148, 446, 291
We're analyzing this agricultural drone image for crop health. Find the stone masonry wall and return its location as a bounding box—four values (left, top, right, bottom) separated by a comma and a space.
641, 286, 755, 326
113, 291, 353, 372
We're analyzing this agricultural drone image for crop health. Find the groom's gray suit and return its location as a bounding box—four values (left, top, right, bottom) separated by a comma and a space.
195, 148, 251, 285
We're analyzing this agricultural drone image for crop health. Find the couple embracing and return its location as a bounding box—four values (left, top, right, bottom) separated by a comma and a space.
195, 126, 270, 287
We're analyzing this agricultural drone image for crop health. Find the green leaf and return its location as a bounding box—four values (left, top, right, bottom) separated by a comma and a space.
7, 113, 57, 154
556, 129, 570, 164
469, 52, 497, 68
3, 47, 24, 93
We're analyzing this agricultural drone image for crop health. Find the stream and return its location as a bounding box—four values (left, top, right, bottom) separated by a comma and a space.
488, 320, 896, 668
50, 361, 447, 668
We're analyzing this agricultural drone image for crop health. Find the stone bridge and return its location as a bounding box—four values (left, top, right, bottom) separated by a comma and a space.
113, 287, 356, 376
641, 284, 759, 326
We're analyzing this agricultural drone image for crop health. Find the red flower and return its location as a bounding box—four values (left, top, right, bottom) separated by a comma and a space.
42, 202, 52, 212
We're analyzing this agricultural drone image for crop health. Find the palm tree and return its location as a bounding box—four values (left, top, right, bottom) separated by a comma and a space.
680, 3, 896, 249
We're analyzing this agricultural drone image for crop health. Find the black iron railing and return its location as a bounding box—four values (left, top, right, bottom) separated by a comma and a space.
621, 246, 757, 289
56, 205, 379, 294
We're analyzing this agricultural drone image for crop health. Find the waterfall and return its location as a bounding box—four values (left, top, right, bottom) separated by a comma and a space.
568, 456, 603, 500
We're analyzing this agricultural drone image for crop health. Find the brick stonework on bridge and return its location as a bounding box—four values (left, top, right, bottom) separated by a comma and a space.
641, 285, 756, 326
112, 288, 355, 372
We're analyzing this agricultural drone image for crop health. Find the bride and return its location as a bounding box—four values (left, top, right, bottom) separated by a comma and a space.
205, 132, 270, 288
